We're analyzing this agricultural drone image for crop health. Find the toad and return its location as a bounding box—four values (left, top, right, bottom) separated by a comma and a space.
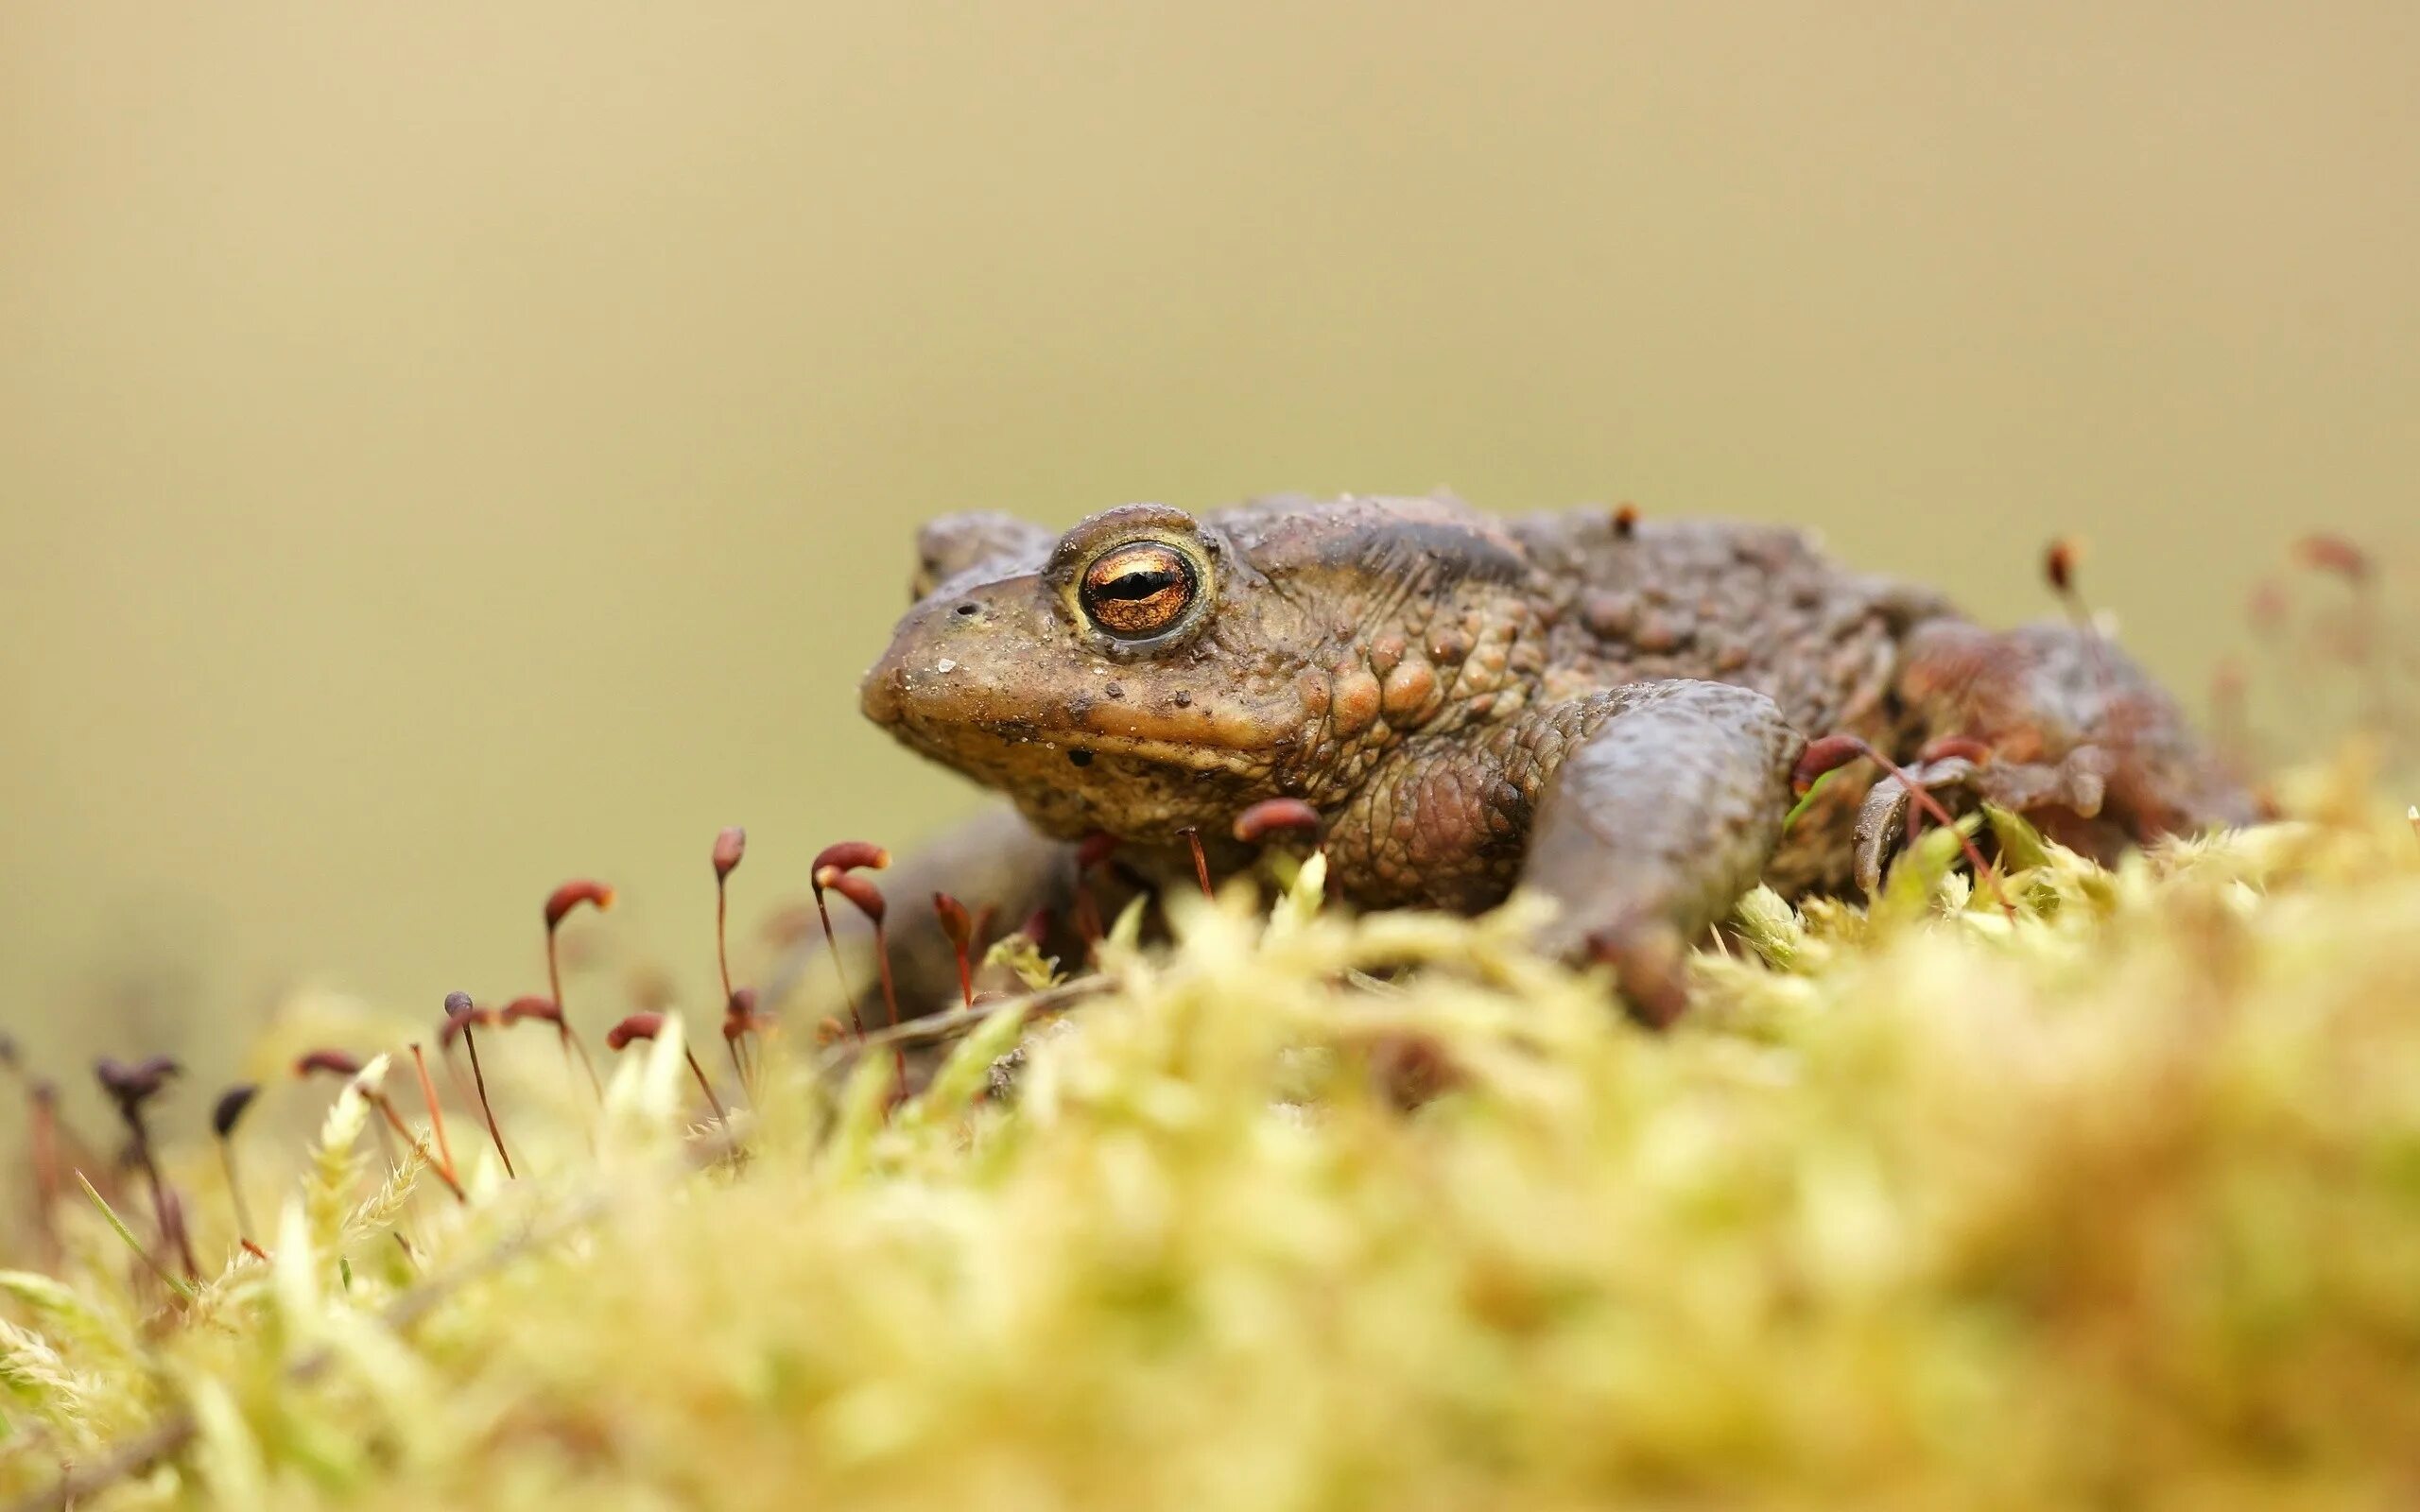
851, 494, 2255, 1022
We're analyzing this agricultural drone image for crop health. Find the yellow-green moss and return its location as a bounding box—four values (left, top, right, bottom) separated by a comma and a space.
6, 770, 2420, 1510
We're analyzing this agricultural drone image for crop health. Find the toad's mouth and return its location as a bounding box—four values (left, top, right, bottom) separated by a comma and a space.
884, 710, 1281, 782
862, 657, 1293, 780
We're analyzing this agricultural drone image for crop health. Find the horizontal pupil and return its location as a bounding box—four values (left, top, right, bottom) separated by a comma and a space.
1097, 569, 1179, 600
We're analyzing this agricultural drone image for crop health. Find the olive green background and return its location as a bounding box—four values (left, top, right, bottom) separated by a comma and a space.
4, 2, 2415, 1071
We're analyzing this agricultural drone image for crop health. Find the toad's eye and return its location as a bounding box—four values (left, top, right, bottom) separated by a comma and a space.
1079, 541, 1199, 638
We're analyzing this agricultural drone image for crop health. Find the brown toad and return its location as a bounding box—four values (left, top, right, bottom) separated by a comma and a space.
850, 494, 2254, 1022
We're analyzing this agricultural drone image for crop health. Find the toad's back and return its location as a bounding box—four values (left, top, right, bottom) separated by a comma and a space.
1502, 508, 1958, 740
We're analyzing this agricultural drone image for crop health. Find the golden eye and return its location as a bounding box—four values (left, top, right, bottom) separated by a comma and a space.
1079, 541, 1199, 639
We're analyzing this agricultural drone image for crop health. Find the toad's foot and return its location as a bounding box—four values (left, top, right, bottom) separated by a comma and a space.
1524, 679, 1805, 1025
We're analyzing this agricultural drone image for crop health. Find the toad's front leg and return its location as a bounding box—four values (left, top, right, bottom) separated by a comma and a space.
1521, 680, 1806, 1025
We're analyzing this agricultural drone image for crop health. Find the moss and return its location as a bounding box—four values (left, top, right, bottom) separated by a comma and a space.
6, 766, 2420, 1509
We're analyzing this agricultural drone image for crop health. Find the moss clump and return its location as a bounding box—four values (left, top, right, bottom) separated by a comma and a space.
6, 776, 2420, 1510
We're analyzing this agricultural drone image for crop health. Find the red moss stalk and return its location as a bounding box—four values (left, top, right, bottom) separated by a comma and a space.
95, 1057, 200, 1280
934, 893, 978, 1009
1793, 733, 2014, 917
820, 867, 907, 1099
542, 879, 615, 1099
1177, 828, 1214, 899
1070, 832, 1118, 957
444, 994, 516, 1179
211, 1085, 260, 1246
604, 1012, 728, 1126
811, 842, 890, 1040
295, 1049, 469, 1203
406, 1044, 456, 1184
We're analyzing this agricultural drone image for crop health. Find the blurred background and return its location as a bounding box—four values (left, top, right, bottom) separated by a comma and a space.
5, 1, 2416, 1084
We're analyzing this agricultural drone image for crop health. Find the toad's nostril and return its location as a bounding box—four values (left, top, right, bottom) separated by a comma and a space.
955, 603, 981, 617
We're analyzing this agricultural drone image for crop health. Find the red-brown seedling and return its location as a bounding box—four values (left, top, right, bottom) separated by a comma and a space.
712, 827, 747, 1004
1612, 503, 1640, 540
819, 865, 908, 1098
406, 1044, 455, 1184
2042, 537, 2125, 713
1794, 733, 2014, 917
810, 842, 891, 1040
541, 879, 614, 1097
292, 1048, 363, 1078
812, 840, 891, 877
603, 1011, 662, 1052
95, 1056, 199, 1280
445, 991, 515, 1179
722, 987, 769, 1092
1177, 828, 1214, 899
1069, 832, 1118, 953
544, 878, 617, 931
820, 870, 900, 1032
1791, 733, 1869, 798
294, 1048, 468, 1202
710, 826, 754, 1091
2044, 538, 2078, 597
211, 1084, 260, 1246
1233, 798, 1324, 847
2290, 533, 2393, 730
603, 1012, 728, 1127
2294, 533, 2372, 583
498, 995, 560, 1028
934, 892, 978, 1009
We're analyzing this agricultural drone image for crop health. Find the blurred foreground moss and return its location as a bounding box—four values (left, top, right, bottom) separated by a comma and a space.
7, 770, 2420, 1510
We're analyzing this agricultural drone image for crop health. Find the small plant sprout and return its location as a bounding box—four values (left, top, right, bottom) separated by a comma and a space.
1177, 828, 1215, 899
406, 1044, 457, 1185
210, 1083, 260, 1246
1232, 798, 1324, 849
603, 1012, 727, 1126
542, 878, 615, 1094
722, 987, 767, 1092
94, 1055, 200, 1281
2293, 533, 2372, 583
811, 841, 891, 1039
2292, 533, 2390, 729
713, 826, 747, 993
934, 893, 978, 1009
712, 827, 756, 1089
2043, 538, 2093, 626
819, 862, 909, 1097
1070, 831, 1119, 954
821, 870, 901, 1032
444, 992, 516, 1178
294, 1049, 468, 1203
1793, 733, 2014, 917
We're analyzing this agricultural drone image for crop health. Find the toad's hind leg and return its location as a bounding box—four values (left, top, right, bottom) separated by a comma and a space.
1524, 680, 1806, 1025
1863, 620, 2261, 885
